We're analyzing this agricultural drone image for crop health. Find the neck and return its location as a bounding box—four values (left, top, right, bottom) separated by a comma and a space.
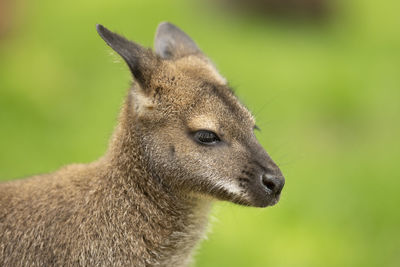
99, 99, 213, 265
105, 98, 177, 205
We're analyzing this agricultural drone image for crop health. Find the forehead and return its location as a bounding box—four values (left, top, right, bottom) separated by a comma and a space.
152, 57, 255, 128
191, 82, 254, 124
181, 82, 255, 134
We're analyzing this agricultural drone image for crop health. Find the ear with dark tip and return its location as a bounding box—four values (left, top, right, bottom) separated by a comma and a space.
96, 24, 156, 87
154, 22, 202, 59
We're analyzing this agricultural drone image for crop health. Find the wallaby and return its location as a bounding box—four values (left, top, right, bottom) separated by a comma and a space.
0, 22, 285, 266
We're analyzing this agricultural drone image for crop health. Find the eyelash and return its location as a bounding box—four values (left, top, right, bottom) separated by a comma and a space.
193, 130, 221, 145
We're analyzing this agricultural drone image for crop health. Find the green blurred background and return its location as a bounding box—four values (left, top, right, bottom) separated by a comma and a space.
0, 0, 399, 266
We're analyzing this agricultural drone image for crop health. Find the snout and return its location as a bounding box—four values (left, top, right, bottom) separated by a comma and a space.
262, 174, 285, 196
242, 169, 285, 208
252, 173, 285, 207
235, 139, 285, 207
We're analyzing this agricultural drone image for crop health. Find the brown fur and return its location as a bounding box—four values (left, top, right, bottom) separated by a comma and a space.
0, 22, 284, 266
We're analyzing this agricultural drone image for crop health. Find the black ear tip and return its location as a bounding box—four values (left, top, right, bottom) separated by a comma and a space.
96, 24, 117, 45
96, 24, 103, 32
96, 24, 107, 38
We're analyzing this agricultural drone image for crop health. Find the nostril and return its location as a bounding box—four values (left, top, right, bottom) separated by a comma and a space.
262, 174, 284, 195
263, 179, 276, 192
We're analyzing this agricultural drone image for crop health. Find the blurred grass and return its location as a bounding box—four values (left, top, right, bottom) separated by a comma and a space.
0, 0, 399, 266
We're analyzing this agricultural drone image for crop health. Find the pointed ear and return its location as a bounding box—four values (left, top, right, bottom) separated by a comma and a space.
96, 24, 157, 88
154, 22, 202, 59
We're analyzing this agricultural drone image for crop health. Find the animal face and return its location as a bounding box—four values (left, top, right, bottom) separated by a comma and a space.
97, 22, 284, 207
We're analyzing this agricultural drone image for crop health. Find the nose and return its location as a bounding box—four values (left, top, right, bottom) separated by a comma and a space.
262, 174, 285, 195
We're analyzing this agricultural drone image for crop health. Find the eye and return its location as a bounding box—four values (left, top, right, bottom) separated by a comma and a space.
193, 130, 221, 145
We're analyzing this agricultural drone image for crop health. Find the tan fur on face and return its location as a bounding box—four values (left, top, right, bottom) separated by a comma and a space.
187, 114, 218, 132
175, 55, 227, 85
130, 88, 155, 114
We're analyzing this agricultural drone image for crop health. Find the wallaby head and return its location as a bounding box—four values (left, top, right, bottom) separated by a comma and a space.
97, 22, 284, 207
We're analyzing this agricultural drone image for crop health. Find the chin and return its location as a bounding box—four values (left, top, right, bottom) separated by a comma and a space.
215, 189, 281, 208
230, 194, 280, 208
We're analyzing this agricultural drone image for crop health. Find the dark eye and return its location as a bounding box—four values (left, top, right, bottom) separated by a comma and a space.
193, 130, 221, 145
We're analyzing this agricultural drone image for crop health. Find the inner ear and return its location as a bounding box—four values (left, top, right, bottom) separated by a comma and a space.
129, 85, 155, 117
154, 22, 202, 59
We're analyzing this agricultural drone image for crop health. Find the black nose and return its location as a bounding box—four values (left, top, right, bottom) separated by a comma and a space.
262, 174, 285, 195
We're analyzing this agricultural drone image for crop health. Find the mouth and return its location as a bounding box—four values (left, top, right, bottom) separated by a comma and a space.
235, 175, 285, 208
218, 184, 282, 207
265, 194, 280, 207
248, 192, 281, 208
203, 174, 284, 207
225, 193, 280, 208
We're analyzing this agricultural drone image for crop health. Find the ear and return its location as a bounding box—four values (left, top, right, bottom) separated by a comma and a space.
96, 24, 157, 88
154, 22, 202, 59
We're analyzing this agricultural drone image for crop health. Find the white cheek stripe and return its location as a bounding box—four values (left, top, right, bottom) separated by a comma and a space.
213, 179, 242, 195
